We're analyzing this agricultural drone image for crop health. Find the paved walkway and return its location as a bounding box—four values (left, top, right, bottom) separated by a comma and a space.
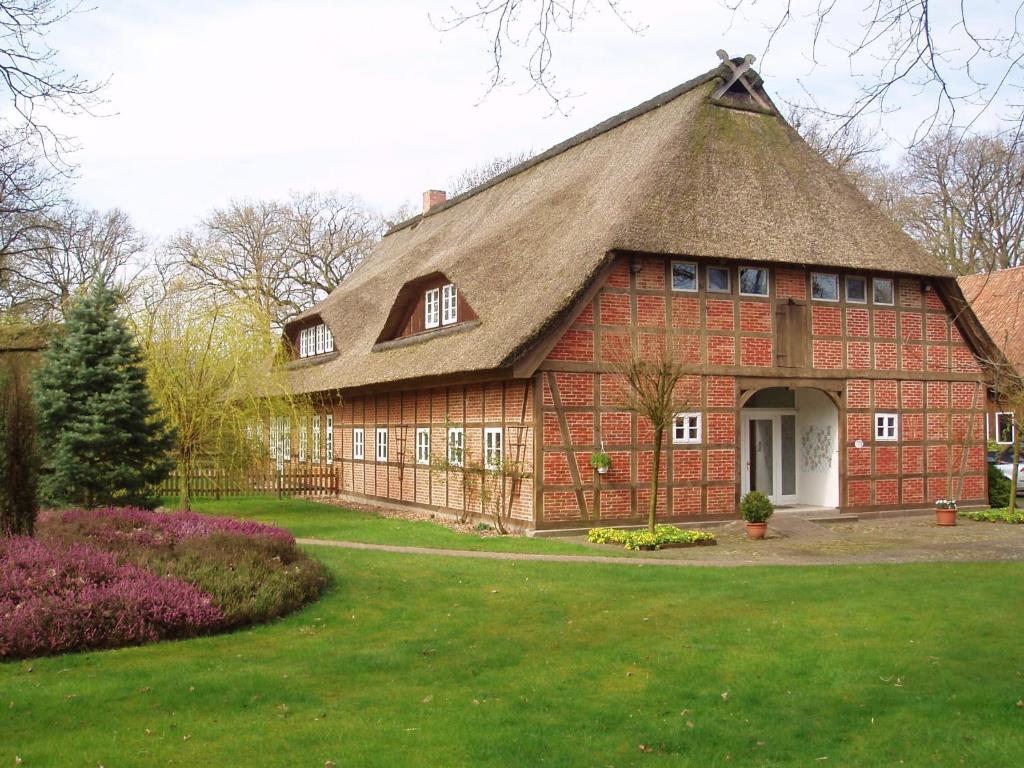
296, 537, 790, 567
297, 514, 1024, 567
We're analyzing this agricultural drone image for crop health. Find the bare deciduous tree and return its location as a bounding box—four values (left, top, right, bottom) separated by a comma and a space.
447, 148, 535, 196
730, 1, 1024, 142
0, 203, 145, 320
902, 130, 1024, 275
434, 0, 642, 109
172, 194, 383, 328
614, 349, 698, 533
287, 191, 382, 308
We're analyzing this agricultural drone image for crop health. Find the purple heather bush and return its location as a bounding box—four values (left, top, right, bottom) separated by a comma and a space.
2, 508, 328, 659
51, 506, 295, 548
0, 536, 223, 659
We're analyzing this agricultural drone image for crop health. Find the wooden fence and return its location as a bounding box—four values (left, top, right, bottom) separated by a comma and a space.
157, 465, 342, 500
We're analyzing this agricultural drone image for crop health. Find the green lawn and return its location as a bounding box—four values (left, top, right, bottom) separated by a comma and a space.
170, 495, 616, 556
3, 549, 1023, 766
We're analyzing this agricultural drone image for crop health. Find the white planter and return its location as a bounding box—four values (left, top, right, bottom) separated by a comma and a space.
596, 466, 609, 475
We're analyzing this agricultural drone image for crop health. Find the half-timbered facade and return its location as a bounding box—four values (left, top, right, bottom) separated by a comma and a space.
275, 56, 999, 531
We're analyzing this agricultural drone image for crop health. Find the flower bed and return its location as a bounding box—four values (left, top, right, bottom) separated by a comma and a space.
1, 508, 328, 659
587, 525, 716, 551
959, 508, 1024, 524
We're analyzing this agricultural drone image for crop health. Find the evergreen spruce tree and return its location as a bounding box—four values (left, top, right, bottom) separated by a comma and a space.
0, 359, 39, 535
34, 283, 174, 508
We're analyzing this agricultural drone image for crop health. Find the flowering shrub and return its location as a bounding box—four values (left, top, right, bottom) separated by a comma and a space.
587, 525, 716, 551
50, 507, 295, 549
2, 508, 328, 659
0, 536, 222, 659
960, 508, 1024, 524
934, 499, 958, 510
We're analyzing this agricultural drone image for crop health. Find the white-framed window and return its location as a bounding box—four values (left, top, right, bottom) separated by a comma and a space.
873, 277, 895, 305
299, 324, 333, 358
298, 421, 307, 462
269, 418, 278, 459
673, 412, 702, 444
875, 413, 898, 441
706, 266, 730, 293
484, 428, 503, 469
739, 267, 769, 296
811, 273, 839, 301
994, 412, 1015, 444
846, 275, 866, 303
425, 288, 440, 329
376, 427, 389, 462
279, 417, 291, 460
312, 415, 321, 462
416, 428, 431, 464
352, 427, 364, 460
441, 284, 458, 325
447, 427, 465, 467
325, 414, 334, 464
671, 261, 697, 292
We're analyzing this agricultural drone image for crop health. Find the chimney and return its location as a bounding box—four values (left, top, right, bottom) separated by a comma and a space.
422, 189, 447, 214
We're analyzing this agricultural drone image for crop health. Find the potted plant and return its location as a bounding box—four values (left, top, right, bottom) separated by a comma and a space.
935, 499, 958, 526
590, 451, 612, 475
740, 490, 774, 539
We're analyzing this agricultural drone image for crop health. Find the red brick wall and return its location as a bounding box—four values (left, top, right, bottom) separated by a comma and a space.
535, 254, 988, 527
276, 382, 535, 524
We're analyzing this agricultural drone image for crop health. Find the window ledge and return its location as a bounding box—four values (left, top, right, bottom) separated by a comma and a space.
373, 319, 481, 352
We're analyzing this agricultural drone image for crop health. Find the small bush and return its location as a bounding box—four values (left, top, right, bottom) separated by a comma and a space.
988, 463, 1012, 508
960, 508, 1024, 524
587, 524, 716, 551
740, 491, 774, 523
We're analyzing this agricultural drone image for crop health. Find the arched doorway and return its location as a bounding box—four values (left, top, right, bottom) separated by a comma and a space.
739, 387, 839, 509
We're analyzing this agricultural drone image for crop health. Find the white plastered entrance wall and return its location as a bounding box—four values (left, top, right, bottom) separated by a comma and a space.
740, 387, 839, 509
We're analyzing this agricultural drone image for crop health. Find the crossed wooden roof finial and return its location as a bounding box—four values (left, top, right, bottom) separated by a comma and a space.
712, 49, 772, 112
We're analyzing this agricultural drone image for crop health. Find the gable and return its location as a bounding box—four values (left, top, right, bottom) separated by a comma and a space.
283, 59, 949, 396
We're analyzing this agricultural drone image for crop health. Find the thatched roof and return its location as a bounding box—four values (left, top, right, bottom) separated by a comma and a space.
0, 322, 56, 353
958, 267, 1024, 372
285, 59, 947, 395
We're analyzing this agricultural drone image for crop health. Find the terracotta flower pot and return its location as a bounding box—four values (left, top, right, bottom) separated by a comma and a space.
746, 522, 768, 539
935, 508, 957, 526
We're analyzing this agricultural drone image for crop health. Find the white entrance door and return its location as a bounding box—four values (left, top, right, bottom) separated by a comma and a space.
741, 412, 797, 506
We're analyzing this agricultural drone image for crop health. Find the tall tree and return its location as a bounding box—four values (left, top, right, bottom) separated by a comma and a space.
136, 275, 296, 509
33, 282, 173, 508
0, 356, 38, 535
903, 130, 1024, 275
286, 191, 381, 308
447, 149, 535, 197
0, 204, 145, 320
172, 194, 382, 327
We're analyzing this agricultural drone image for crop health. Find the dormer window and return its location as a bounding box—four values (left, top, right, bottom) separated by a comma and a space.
426, 283, 458, 328
425, 288, 440, 329
375, 272, 478, 346
298, 322, 334, 359
442, 284, 458, 325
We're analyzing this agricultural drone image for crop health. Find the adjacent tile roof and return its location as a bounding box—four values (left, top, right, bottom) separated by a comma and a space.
285, 59, 948, 395
958, 267, 1024, 371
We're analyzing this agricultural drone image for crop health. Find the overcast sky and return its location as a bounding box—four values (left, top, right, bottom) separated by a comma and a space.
39, 0, 1015, 241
